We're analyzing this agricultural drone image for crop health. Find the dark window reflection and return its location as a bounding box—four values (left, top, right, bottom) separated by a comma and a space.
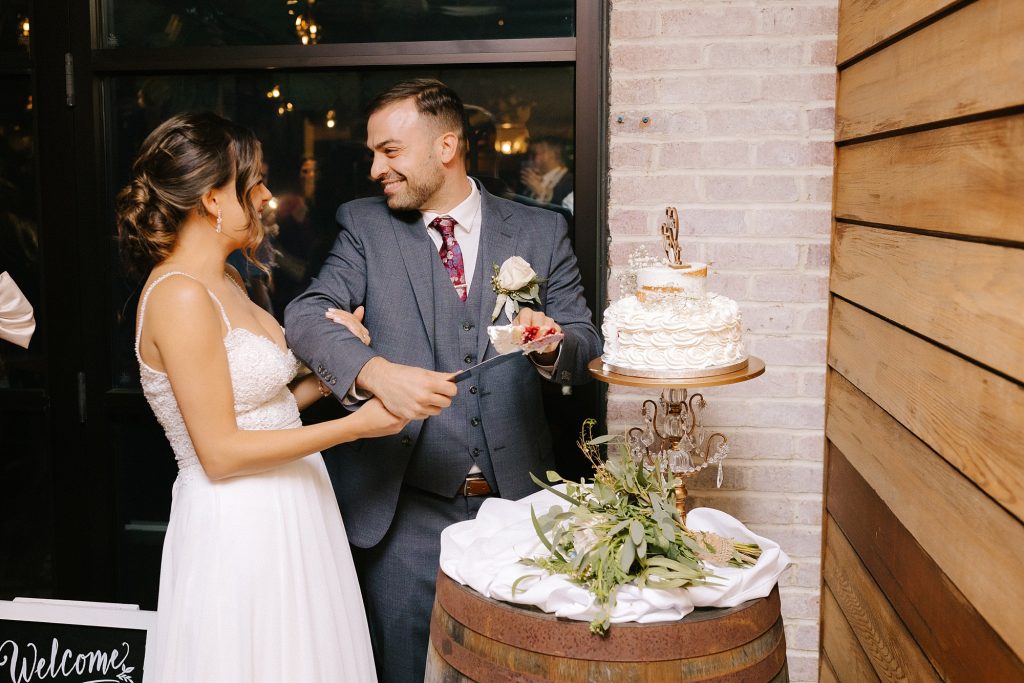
100, 0, 574, 48
0, 76, 43, 390
0, 71, 50, 601
0, 0, 31, 54
0, 408, 53, 599
107, 66, 574, 389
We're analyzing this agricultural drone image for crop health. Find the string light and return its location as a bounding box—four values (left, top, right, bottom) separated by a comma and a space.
295, 15, 321, 45
326, 110, 336, 128
295, 0, 320, 45
266, 85, 281, 99
17, 15, 30, 48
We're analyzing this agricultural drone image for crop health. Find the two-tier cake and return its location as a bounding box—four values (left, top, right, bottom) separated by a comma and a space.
601, 211, 747, 378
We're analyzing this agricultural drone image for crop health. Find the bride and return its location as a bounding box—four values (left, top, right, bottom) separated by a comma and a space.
117, 112, 406, 682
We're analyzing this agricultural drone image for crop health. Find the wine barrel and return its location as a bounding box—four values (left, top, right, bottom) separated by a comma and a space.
426, 570, 788, 683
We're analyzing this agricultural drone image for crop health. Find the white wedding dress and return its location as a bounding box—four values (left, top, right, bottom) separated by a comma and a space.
136, 272, 376, 682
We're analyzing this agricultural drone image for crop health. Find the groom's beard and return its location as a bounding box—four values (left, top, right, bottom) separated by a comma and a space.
379, 167, 443, 211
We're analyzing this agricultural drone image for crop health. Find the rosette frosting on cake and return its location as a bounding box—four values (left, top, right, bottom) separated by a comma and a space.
602, 261, 746, 377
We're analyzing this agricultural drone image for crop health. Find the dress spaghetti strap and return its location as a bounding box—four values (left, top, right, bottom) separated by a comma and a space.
135, 271, 233, 363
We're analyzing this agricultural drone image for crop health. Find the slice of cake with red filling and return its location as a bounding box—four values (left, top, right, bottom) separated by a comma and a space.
487, 324, 564, 354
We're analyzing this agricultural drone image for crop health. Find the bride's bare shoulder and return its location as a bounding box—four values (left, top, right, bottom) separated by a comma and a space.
141, 272, 222, 331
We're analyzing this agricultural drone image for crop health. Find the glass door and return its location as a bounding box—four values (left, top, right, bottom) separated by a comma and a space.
5, 0, 606, 606
0, 0, 53, 601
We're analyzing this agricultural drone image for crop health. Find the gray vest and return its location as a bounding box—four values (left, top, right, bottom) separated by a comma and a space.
403, 240, 497, 497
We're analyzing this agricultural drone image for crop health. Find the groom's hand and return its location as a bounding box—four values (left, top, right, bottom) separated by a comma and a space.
515, 307, 562, 363
356, 357, 457, 420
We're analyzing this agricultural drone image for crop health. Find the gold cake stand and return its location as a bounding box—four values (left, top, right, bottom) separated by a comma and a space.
588, 356, 766, 516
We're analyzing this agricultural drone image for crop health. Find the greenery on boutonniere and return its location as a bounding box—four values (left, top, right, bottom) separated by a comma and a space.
515, 420, 761, 635
491, 256, 546, 322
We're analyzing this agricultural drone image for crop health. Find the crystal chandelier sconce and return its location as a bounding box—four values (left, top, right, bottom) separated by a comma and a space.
627, 389, 729, 515
494, 123, 529, 155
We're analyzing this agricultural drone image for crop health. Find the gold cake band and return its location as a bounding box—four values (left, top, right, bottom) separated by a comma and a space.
667, 263, 707, 274
660, 265, 707, 277
603, 357, 748, 379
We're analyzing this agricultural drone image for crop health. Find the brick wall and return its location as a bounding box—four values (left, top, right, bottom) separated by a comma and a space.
606, 2, 837, 679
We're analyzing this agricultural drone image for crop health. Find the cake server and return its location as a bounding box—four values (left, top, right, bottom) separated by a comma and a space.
452, 351, 522, 383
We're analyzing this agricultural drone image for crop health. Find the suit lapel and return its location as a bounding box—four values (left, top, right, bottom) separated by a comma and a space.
476, 183, 520, 359
390, 210, 436, 355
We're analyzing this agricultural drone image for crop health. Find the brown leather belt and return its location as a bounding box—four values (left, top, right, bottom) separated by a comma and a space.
462, 474, 493, 497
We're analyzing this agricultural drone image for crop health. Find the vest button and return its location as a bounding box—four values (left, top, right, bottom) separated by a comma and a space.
469, 386, 478, 394
464, 354, 474, 364
400, 436, 411, 447
471, 417, 480, 427
472, 447, 480, 456
462, 322, 473, 331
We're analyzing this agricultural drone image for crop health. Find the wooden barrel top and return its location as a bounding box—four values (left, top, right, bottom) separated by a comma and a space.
433, 569, 783, 662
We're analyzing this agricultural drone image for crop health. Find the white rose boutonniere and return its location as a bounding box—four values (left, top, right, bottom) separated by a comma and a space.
491, 256, 545, 322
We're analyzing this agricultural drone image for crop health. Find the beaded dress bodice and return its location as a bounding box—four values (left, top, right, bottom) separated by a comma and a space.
135, 272, 302, 481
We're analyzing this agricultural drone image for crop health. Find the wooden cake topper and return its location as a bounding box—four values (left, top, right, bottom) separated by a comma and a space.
660, 207, 685, 267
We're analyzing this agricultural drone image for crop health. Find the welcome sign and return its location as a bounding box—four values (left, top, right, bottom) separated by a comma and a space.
0, 600, 155, 683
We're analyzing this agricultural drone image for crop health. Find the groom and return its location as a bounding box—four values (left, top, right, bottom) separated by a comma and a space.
285, 79, 601, 683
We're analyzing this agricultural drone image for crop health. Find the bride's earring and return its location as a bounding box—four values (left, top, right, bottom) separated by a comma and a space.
215, 208, 223, 234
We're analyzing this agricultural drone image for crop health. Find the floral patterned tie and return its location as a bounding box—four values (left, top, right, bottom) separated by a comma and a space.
429, 215, 467, 302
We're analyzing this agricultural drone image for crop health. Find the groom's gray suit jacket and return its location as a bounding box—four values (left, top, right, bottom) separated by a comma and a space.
284, 181, 601, 548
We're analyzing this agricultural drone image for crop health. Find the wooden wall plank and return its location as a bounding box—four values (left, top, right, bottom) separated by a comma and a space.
825, 428, 1024, 672
821, 586, 881, 683
823, 516, 940, 682
836, 0, 1024, 141
820, 656, 840, 683
831, 223, 1024, 380
834, 115, 1024, 243
837, 0, 962, 65
828, 297, 1024, 521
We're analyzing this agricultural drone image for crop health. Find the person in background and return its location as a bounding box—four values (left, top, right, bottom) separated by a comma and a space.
519, 136, 573, 208
271, 156, 322, 315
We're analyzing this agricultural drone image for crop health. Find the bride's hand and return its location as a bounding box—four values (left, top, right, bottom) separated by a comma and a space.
326, 305, 370, 346
348, 397, 409, 438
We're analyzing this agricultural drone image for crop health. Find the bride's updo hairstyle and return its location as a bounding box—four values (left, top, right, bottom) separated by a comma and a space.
116, 111, 268, 277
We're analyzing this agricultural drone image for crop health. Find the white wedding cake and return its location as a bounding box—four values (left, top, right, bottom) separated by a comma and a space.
602, 261, 746, 378
602, 209, 747, 378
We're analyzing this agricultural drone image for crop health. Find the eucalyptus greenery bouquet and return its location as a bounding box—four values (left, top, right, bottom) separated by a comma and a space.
517, 420, 761, 635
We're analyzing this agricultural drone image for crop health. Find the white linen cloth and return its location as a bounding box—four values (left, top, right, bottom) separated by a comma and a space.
0, 271, 35, 349
440, 486, 791, 625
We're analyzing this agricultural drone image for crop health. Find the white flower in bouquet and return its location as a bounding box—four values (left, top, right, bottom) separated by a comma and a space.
571, 522, 601, 557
